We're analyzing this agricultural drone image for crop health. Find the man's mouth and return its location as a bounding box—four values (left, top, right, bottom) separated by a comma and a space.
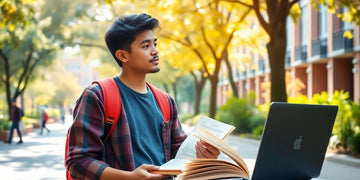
150, 55, 159, 63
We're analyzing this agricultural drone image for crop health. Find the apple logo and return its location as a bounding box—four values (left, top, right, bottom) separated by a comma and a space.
293, 136, 303, 150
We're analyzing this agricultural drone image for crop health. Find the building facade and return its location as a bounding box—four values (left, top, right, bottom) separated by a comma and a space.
217, 1, 360, 106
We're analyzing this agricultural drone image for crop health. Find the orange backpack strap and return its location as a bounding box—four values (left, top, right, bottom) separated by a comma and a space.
93, 77, 121, 140
146, 82, 171, 122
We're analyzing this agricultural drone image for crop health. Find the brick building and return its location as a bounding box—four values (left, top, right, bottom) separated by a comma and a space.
217, 2, 360, 106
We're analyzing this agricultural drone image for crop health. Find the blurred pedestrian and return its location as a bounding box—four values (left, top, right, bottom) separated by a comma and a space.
39, 107, 50, 135
60, 104, 65, 124
4, 98, 23, 144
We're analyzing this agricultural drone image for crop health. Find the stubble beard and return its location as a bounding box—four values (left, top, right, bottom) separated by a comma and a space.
150, 67, 160, 73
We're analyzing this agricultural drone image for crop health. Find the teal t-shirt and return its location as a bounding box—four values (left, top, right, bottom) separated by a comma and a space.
115, 78, 165, 167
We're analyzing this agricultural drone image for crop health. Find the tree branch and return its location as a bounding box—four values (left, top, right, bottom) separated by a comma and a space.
216, 7, 251, 63
221, 0, 253, 8
62, 42, 107, 51
14, 46, 34, 97
271, 0, 289, 28
0, 49, 8, 83
253, 0, 271, 34
289, 0, 300, 8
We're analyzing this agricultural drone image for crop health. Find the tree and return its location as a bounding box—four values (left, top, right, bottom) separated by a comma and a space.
155, 34, 209, 116
146, 0, 253, 118
1, 0, 111, 119
1, 0, 36, 116
49, 60, 83, 108
0, 22, 55, 119
226, 0, 297, 102
98, 0, 264, 117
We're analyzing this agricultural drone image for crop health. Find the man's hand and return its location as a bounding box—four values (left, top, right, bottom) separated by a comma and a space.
101, 164, 168, 180
131, 164, 169, 180
195, 140, 220, 159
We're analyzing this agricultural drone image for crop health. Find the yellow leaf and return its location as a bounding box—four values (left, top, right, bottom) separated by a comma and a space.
289, 4, 301, 23
21, 0, 37, 4
8, 23, 15, 31
343, 30, 353, 39
328, 8, 336, 14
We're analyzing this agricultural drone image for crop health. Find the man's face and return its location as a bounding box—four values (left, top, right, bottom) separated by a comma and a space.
126, 29, 160, 74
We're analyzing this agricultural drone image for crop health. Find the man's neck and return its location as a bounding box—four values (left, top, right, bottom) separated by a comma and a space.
118, 72, 148, 93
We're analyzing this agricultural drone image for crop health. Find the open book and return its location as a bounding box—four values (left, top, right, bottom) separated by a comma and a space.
152, 116, 249, 179
175, 115, 235, 159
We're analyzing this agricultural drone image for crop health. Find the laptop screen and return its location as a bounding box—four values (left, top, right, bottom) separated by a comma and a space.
251, 102, 338, 180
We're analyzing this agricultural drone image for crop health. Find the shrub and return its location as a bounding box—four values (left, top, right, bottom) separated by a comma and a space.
338, 118, 355, 148
252, 125, 264, 138
0, 119, 11, 131
179, 113, 195, 124
248, 113, 266, 131
181, 114, 205, 126
351, 99, 360, 126
349, 129, 360, 156
22, 117, 40, 125
311, 90, 353, 148
216, 94, 261, 134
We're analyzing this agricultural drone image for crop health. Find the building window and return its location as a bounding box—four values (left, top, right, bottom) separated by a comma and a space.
341, 7, 353, 30
319, 4, 327, 39
299, 0, 308, 62
286, 16, 291, 51
300, 0, 307, 46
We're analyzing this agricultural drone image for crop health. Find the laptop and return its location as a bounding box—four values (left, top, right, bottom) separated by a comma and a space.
251, 102, 338, 180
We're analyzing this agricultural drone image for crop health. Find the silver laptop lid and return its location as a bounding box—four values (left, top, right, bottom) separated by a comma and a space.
252, 102, 338, 180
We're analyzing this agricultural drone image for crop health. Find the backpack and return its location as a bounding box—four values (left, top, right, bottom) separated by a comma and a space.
64, 77, 172, 180
44, 112, 49, 122
20, 109, 24, 117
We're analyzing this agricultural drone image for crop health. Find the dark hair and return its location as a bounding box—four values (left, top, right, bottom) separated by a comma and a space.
104, 13, 160, 67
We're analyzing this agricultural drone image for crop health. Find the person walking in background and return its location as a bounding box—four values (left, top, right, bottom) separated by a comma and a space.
60, 104, 65, 124
39, 107, 50, 135
5, 98, 23, 144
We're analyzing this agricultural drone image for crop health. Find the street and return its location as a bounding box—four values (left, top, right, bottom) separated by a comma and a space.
0, 118, 359, 180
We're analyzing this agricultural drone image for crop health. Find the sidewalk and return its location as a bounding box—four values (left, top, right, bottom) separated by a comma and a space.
226, 135, 360, 168
0, 121, 359, 180
224, 135, 360, 179
0, 122, 68, 180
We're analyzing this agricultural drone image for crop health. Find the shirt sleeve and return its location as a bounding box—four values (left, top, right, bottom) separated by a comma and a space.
65, 84, 109, 180
169, 96, 187, 158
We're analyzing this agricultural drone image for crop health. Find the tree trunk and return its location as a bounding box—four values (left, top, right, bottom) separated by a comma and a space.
163, 83, 169, 93
1, 49, 13, 120
208, 76, 219, 118
224, 50, 239, 97
194, 75, 207, 115
190, 71, 207, 116
267, 22, 288, 102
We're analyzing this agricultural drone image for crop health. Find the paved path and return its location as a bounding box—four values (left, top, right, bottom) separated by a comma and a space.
0, 119, 359, 180
0, 122, 68, 180
224, 135, 360, 180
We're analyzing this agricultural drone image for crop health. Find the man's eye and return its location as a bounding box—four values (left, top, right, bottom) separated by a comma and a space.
143, 45, 150, 49
154, 43, 157, 47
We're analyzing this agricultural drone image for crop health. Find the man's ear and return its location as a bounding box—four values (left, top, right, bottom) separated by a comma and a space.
115, 50, 128, 63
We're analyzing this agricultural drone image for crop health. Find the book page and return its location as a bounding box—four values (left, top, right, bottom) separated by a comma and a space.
179, 159, 249, 180
192, 126, 249, 176
151, 159, 190, 175
175, 116, 235, 159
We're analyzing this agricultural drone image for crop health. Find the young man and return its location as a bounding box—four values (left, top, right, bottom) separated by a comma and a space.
5, 98, 23, 144
66, 13, 219, 180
